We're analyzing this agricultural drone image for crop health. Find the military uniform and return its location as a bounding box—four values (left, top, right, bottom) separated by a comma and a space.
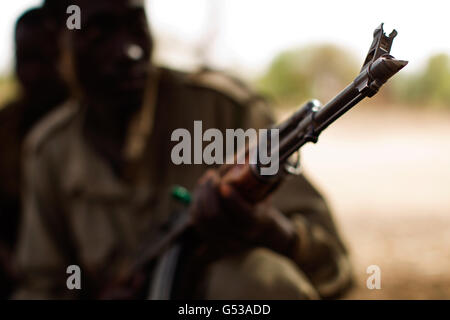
14, 67, 352, 299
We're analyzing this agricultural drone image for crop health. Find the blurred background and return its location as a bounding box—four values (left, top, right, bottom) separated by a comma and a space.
1, 0, 449, 299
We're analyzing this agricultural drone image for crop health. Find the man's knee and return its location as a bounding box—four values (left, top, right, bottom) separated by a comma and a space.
203, 247, 320, 300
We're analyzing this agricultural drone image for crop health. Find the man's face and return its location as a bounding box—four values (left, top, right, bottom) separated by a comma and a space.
71, 0, 152, 104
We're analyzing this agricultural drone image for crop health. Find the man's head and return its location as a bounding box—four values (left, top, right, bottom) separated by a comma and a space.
14, 8, 68, 101
62, 0, 153, 108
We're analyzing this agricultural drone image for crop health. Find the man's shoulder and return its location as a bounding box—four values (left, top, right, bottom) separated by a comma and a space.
23, 100, 80, 157
161, 67, 263, 107
159, 67, 274, 128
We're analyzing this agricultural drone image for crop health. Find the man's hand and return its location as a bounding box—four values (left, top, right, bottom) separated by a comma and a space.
189, 169, 298, 256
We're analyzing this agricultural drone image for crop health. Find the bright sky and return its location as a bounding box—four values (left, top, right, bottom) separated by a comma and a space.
1, 0, 449, 76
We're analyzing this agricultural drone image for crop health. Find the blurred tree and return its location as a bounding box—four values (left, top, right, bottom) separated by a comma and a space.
0, 75, 18, 108
256, 45, 359, 107
422, 54, 450, 106
393, 53, 450, 108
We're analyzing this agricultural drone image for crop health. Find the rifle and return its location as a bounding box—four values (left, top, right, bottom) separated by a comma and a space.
129, 23, 407, 299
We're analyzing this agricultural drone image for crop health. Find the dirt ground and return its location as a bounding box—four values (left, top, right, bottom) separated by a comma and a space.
278, 103, 450, 299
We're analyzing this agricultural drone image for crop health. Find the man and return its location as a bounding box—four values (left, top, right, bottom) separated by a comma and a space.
14, 0, 352, 299
0, 7, 69, 299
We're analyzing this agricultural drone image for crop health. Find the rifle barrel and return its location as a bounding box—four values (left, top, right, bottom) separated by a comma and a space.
277, 55, 407, 165
315, 55, 408, 133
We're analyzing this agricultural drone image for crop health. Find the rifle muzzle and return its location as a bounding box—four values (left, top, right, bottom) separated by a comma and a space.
356, 55, 408, 97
